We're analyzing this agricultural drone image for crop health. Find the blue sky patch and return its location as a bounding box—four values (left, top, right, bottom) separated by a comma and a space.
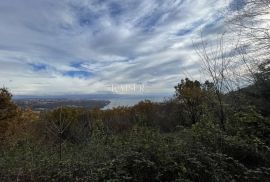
177, 28, 193, 36
70, 61, 85, 69
63, 71, 92, 79
29, 63, 47, 72
229, 0, 246, 11
176, 20, 203, 36
109, 2, 123, 17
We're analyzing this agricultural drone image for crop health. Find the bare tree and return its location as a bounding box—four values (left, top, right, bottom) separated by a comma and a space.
229, 0, 270, 82
194, 34, 238, 130
44, 107, 72, 160
194, 0, 270, 129
231, 0, 270, 48
227, 0, 270, 104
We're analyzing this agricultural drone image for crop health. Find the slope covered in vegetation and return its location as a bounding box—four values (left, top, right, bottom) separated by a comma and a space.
0, 74, 269, 181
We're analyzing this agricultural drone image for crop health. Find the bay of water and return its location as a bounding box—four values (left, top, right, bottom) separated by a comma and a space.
103, 96, 168, 109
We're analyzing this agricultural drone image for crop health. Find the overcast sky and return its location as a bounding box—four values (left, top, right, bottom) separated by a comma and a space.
0, 0, 238, 95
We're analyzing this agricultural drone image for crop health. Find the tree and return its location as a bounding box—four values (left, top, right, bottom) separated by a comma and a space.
255, 59, 270, 102
229, 0, 270, 85
42, 108, 74, 160
229, 0, 270, 113
194, 35, 238, 130
231, 0, 270, 51
175, 78, 206, 125
0, 88, 17, 120
0, 88, 17, 141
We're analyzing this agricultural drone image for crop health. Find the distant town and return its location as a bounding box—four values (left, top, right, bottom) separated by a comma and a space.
14, 98, 110, 112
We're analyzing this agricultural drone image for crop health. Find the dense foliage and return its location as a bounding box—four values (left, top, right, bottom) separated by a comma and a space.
0, 76, 270, 181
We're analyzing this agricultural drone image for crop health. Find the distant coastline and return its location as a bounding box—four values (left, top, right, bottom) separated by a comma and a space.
13, 93, 171, 111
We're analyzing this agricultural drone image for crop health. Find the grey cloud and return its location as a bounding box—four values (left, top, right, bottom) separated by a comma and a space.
0, 0, 234, 94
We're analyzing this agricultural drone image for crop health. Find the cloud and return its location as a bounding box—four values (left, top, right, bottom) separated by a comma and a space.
0, 0, 234, 95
